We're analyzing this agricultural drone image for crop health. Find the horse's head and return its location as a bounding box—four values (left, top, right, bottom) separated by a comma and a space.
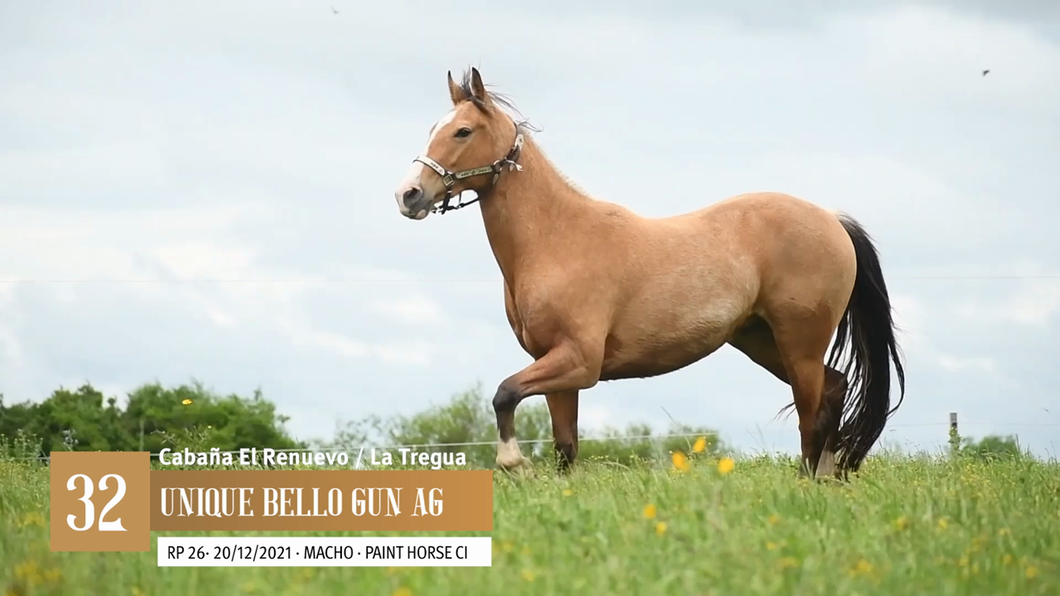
394, 67, 523, 220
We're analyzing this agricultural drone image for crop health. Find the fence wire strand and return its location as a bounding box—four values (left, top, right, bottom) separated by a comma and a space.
8, 420, 1057, 462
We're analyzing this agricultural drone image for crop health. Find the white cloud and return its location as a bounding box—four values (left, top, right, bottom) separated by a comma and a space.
580, 404, 615, 431
375, 340, 439, 367
0, 324, 25, 370
935, 354, 997, 373
890, 292, 998, 374
826, 5, 1060, 108
956, 279, 1060, 326
0, 201, 447, 372
0, 144, 167, 198
276, 318, 370, 360
369, 296, 446, 326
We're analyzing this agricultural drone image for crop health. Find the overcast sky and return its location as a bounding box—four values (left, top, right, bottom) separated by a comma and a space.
1, 1, 1058, 459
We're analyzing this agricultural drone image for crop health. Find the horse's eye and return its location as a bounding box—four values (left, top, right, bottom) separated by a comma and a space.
454, 127, 472, 138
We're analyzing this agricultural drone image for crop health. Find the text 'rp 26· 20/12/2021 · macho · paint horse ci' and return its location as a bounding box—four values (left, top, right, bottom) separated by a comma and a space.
392, 67, 906, 482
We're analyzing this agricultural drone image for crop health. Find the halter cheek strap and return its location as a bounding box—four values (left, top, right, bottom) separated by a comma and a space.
412, 132, 525, 215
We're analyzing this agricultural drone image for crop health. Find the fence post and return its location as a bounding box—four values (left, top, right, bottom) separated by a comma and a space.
948, 412, 960, 456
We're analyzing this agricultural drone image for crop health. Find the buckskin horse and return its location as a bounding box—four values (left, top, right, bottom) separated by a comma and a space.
392, 68, 906, 480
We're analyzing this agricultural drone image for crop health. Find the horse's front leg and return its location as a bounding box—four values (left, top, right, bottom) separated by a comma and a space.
493, 342, 601, 472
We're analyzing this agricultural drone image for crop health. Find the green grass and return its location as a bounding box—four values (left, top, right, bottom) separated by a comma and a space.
1, 453, 1058, 596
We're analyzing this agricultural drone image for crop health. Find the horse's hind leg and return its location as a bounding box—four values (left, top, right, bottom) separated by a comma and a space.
729, 314, 835, 479
773, 310, 841, 478
729, 315, 789, 385
545, 390, 579, 472
814, 368, 848, 479
729, 318, 816, 476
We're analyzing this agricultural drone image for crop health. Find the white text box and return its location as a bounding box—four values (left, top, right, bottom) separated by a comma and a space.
157, 536, 492, 567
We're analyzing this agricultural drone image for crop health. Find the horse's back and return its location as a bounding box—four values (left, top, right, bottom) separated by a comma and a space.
687, 191, 840, 224
702, 191, 858, 326
629, 190, 857, 329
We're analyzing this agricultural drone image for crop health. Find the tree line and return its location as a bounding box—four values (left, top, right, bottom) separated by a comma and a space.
0, 381, 726, 467
0, 381, 1023, 466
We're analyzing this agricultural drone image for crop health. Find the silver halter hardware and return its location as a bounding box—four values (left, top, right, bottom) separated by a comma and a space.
412, 131, 525, 214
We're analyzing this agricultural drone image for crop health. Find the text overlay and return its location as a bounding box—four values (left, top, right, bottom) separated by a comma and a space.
157, 536, 493, 567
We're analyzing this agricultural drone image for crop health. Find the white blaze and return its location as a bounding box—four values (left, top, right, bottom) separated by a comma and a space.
424, 109, 457, 151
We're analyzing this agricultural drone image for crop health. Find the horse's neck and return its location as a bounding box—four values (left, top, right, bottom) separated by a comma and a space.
478, 138, 591, 286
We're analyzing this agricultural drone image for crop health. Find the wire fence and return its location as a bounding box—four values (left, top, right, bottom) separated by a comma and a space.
8, 420, 1057, 463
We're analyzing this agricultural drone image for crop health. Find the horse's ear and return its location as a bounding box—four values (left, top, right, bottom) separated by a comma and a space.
447, 71, 467, 106
469, 67, 491, 106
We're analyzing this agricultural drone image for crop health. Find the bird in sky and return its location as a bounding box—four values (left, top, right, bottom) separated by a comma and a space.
982, 69, 990, 76
331, 5, 339, 14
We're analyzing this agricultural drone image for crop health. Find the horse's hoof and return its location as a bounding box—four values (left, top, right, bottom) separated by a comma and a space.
497, 455, 532, 476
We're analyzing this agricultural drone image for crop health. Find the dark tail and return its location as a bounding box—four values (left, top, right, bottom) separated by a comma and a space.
830, 213, 907, 474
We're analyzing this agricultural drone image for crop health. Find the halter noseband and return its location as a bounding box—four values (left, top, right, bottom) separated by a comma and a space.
412, 131, 525, 215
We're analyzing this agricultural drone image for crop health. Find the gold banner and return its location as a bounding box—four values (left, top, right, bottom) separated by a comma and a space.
149, 470, 494, 532
50, 452, 494, 552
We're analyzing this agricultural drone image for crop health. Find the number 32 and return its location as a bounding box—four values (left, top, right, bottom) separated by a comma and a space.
67, 474, 127, 532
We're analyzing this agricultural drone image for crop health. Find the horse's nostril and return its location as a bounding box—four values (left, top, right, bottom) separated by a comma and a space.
402, 187, 423, 206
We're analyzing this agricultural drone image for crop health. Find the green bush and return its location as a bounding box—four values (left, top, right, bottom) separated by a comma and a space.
2, 379, 726, 467
959, 434, 1024, 461
0, 381, 302, 457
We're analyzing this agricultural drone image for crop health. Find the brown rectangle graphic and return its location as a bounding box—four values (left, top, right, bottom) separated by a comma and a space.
150, 470, 493, 531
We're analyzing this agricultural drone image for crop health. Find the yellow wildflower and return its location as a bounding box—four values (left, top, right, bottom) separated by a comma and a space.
692, 436, 707, 453
182, 398, 193, 406
1002, 554, 1013, 566
893, 516, 909, 531
998, 527, 1011, 537
1026, 566, 1039, 579
766, 541, 778, 551
847, 559, 874, 577
14, 560, 41, 585
768, 513, 780, 526
672, 451, 690, 472
643, 504, 657, 519
562, 489, 573, 497
717, 457, 735, 475
19, 511, 46, 528
655, 522, 667, 536
778, 557, 799, 569
393, 588, 412, 596
937, 518, 948, 530
520, 569, 535, 582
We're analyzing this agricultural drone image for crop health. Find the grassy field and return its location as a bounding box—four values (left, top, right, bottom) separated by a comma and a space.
1, 452, 1058, 596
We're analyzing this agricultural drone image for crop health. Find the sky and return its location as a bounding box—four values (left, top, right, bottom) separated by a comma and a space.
1, 0, 1058, 459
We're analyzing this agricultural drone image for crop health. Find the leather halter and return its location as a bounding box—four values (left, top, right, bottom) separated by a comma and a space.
412, 130, 525, 215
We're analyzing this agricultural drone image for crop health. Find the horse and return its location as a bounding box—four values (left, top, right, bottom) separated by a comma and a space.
392, 67, 906, 480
